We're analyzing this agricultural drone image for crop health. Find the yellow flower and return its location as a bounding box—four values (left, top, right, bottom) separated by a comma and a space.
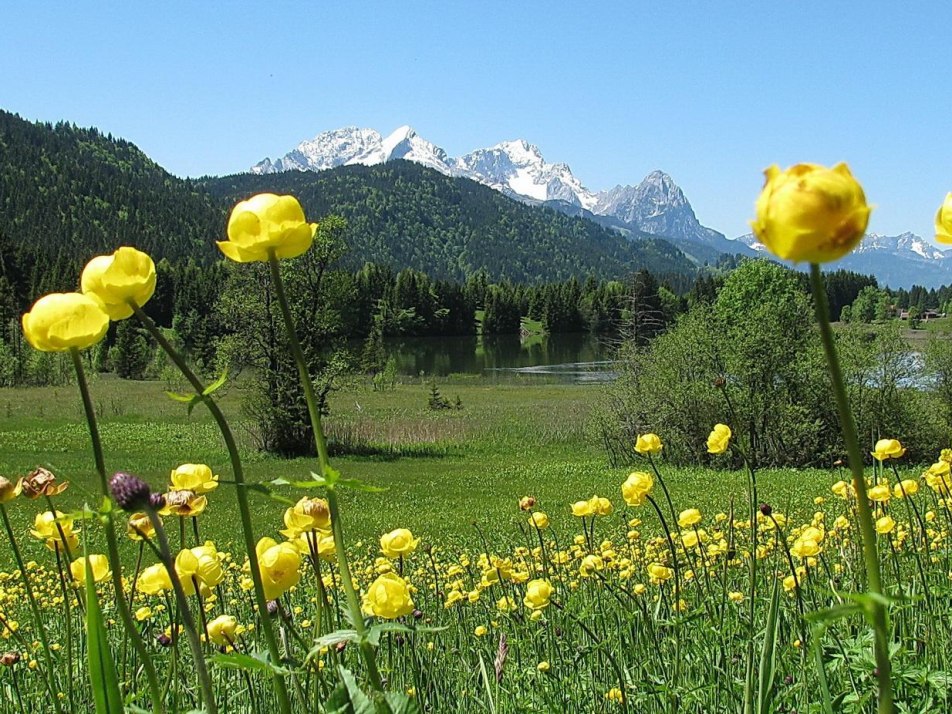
255, 538, 302, 600
571, 500, 594, 517
621, 471, 653, 507
867, 483, 891, 502
137, 564, 172, 595
875, 515, 896, 535
69, 555, 110, 585
280, 497, 331, 539
80, 247, 156, 320
160, 490, 207, 518
496, 596, 517, 613
474, 625, 488, 637
893, 479, 919, 499
362, 573, 414, 619
218, 193, 317, 263
579, 555, 604, 577
678, 508, 702, 528
444, 590, 464, 609
871, 439, 905, 462
831, 480, 852, 499
0, 477, 21, 503
791, 538, 821, 559
537, 661, 550, 672
170, 464, 219, 495
30, 510, 80, 552
589, 496, 613, 517
751, 162, 871, 263
380, 528, 419, 559
936, 193, 952, 244
206, 615, 238, 646
634, 433, 663, 455
134, 606, 153, 622
606, 687, 624, 704
941, 449, 952, 464
21, 293, 109, 352
174, 543, 225, 596
647, 563, 673, 583
924, 461, 952, 495
528, 511, 549, 529
127, 512, 156, 541
728, 591, 744, 603
523, 579, 553, 610
707, 424, 732, 454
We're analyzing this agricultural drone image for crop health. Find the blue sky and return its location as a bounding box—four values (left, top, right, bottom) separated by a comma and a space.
4, 1, 950, 241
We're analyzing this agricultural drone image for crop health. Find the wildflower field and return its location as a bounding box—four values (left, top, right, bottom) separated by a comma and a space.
0, 174, 949, 713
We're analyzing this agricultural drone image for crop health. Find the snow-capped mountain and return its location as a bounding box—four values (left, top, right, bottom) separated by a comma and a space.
454, 139, 597, 210
737, 232, 952, 288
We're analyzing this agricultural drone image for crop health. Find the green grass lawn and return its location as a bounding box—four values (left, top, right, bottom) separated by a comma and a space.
0, 373, 864, 559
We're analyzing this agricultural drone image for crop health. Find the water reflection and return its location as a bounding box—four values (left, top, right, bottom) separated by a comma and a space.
379, 333, 616, 382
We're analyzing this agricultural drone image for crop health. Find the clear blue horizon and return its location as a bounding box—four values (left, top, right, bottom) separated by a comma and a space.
4, 1, 950, 243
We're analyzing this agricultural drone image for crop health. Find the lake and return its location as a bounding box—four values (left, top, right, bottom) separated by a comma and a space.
378, 333, 617, 383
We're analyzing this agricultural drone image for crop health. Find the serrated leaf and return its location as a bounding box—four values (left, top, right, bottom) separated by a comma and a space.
209, 651, 291, 677
202, 370, 228, 396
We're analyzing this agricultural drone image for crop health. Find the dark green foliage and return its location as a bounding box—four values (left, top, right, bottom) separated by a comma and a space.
482, 286, 521, 335
202, 162, 697, 283
427, 382, 451, 410
111, 321, 152, 380
0, 110, 224, 311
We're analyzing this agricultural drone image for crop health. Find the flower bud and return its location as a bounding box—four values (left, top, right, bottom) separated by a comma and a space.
156, 633, 172, 647
0, 651, 20, 667
759, 503, 773, 517
109, 472, 152, 511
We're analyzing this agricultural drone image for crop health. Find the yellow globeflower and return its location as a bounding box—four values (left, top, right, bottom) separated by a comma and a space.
160, 490, 207, 518
523, 579, 553, 610
30, 510, 80, 553
361, 572, 414, 619
936, 193, 952, 244
280, 496, 331, 539
127, 512, 157, 541
831, 480, 852, 499
791, 538, 821, 559
579, 555, 604, 577
0, 477, 21, 503
588, 496, 613, 517
647, 563, 673, 583
751, 162, 871, 263
893, 479, 919, 499
528, 512, 549, 530
175, 542, 224, 596
137, 563, 172, 595
634, 433, 663, 455
474, 625, 488, 637
871, 439, 905, 462
570, 499, 594, 517
206, 615, 238, 646
380, 528, 419, 559
134, 606, 153, 622
169, 464, 219, 495
218, 193, 317, 263
678, 508, 702, 528
256, 537, 302, 600
80, 247, 156, 320
707, 424, 732, 454
69, 554, 110, 585
867, 483, 891, 503
621, 471, 653, 507
875, 515, 896, 535
22, 293, 109, 352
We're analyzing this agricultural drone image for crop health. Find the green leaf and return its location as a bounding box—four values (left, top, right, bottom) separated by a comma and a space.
202, 369, 228, 396
385, 692, 422, 714
756, 577, 782, 714
165, 390, 195, 404
323, 666, 376, 714
209, 651, 292, 677
85, 552, 124, 713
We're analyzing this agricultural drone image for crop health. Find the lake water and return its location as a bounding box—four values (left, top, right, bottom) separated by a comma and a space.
380, 333, 617, 383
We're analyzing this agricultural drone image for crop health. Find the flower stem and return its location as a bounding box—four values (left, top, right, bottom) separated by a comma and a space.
69, 347, 165, 714
266, 252, 389, 703
809, 264, 894, 714
130, 304, 294, 714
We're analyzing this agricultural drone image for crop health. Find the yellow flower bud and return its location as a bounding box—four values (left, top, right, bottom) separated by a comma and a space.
218, 193, 317, 263
69, 554, 110, 585
255, 538, 301, 600
21, 293, 109, 352
678, 508, 702, 528
528, 511, 549, 530
206, 615, 239, 646
871, 438, 905, 462
380, 528, 419, 559
523, 579, 553, 610
80, 247, 156, 320
621, 471, 653, 507
751, 163, 871, 263
170, 464, 219, 495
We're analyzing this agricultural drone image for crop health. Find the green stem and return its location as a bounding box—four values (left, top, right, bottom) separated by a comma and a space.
69, 347, 165, 714
267, 252, 390, 702
143, 507, 218, 714
131, 304, 294, 714
0, 504, 65, 714
809, 264, 894, 714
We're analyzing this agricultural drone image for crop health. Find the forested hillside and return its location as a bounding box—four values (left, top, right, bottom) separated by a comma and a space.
0, 111, 225, 314
203, 162, 696, 282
